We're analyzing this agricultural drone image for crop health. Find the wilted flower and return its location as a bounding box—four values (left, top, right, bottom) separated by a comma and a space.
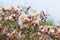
50, 29, 54, 33
0, 17, 2, 21
7, 33, 11, 37
0, 24, 3, 32
56, 29, 60, 35
37, 32, 41, 36
2, 28, 8, 35
11, 30, 16, 35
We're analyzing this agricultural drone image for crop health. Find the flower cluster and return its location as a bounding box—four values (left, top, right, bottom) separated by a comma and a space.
0, 23, 19, 40
18, 9, 48, 29
0, 5, 60, 40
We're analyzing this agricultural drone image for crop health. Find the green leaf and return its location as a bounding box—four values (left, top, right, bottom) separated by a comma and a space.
10, 22, 17, 29
42, 19, 54, 26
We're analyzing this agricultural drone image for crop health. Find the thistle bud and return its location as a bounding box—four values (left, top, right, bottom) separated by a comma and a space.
4, 17, 9, 21
8, 16, 15, 21
0, 17, 2, 21
25, 5, 31, 10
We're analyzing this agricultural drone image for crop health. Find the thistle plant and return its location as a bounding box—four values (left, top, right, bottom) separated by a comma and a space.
0, 5, 60, 40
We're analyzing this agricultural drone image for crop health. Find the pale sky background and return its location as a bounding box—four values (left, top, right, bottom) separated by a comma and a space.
0, 0, 60, 24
